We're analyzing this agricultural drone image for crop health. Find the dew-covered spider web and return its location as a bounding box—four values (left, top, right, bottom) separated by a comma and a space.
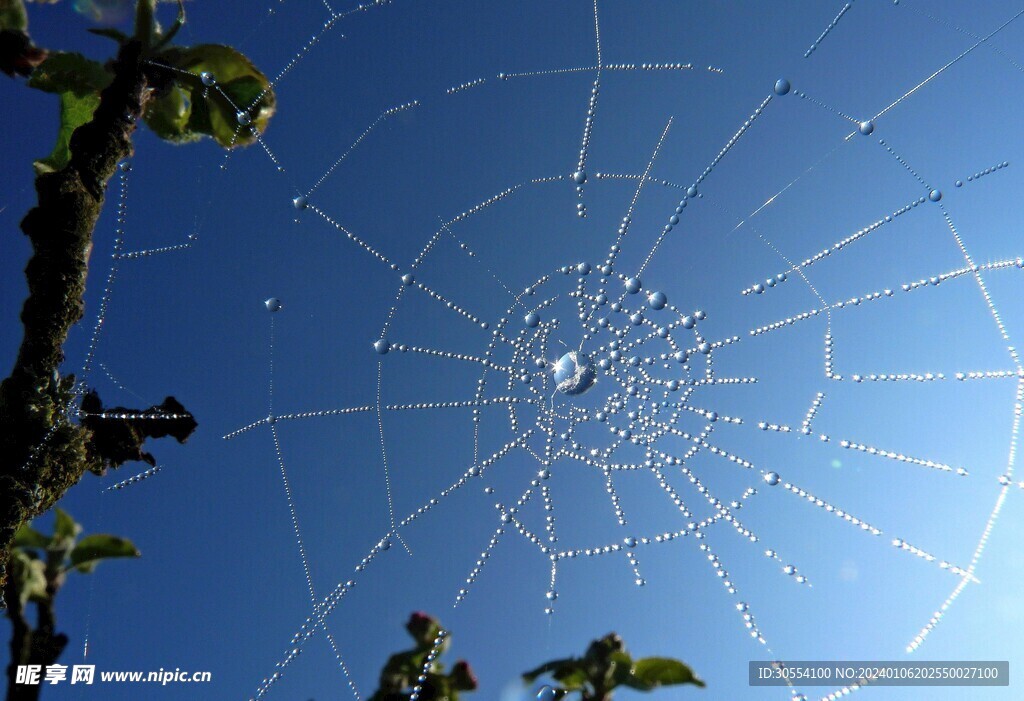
24, 1, 1024, 700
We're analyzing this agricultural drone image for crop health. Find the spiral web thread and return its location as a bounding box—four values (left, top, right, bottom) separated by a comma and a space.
34, 1, 1024, 700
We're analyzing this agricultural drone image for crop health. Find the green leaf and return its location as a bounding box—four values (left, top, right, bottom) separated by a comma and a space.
27, 53, 112, 174
523, 658, 577, 683
14, 524, 50, 550
608, 650, 635, 688
627, 657, 705, 690
0, 0, 27, 32
52, 508, 82, 541
28, 51, 112, 96
155, 43, 275, 148
11, 550, 47, 607
34, 90, 100, 174
551, 664, 588, 690
69, 534, 140, 572
144, 84, 199, 143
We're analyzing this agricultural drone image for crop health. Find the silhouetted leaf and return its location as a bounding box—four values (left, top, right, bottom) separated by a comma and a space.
627, 657, 704, 690
69, 534, 140, 573
449, 660, 478, 691
28, 51, 111, 96
134, 0, 155, 48
88, 27, 129, 44
523, 658, 577, 683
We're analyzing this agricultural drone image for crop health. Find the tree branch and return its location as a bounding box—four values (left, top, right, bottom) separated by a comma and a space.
0, 39, 150, 602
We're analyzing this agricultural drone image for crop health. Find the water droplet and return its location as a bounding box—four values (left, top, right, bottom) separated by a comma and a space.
553, 351, 597, 396
200, 71, 216, 87
573, 170, 587, 184
928, 189, 942, 202
546, 590, 558, 600
624, 536, 637, 548
624, 277, 642, 294
525, 312, 540, 328
402, 273, 415, 286
764, 472, 780, 486
858, 120, 874, 135
774, 78, 791, 96
292, 195, 308, 210
264, 298, 282, 312
537, 686, 557, 701
118, 161, 131, 172
237, 111, 252, 126
373, 339, 390, 355
577, 262, 591, 275
686, 185, 698, 198
647, 291, 667, 310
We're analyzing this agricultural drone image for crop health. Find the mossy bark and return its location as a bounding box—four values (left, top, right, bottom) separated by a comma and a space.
0, 40, 148, 604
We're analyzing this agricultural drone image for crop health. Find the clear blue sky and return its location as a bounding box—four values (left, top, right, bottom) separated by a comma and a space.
2, 1, 1024, 700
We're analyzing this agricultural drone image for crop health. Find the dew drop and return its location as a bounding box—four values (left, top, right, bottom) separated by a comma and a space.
858, 120, 874, 135
774, 78, 791, 96
647, 291, 667, 310
264, 298, 282, 312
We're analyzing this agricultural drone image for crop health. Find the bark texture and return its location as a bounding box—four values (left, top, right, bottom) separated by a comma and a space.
0, 40, 149, 602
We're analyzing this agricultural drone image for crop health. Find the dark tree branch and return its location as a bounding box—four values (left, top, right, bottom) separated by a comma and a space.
0, 38, 194, 602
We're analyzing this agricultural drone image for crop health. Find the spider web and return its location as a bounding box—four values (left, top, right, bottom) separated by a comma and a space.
42, 1, 1024, 700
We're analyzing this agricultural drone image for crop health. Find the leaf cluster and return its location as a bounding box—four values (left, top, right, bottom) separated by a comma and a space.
9, 508, 139, 609
3, 0, 275, 174
369, 612, 478, 701
523, 633, 703, 700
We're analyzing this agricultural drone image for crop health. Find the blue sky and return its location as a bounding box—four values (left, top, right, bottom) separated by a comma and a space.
3, 1, 1024, 700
